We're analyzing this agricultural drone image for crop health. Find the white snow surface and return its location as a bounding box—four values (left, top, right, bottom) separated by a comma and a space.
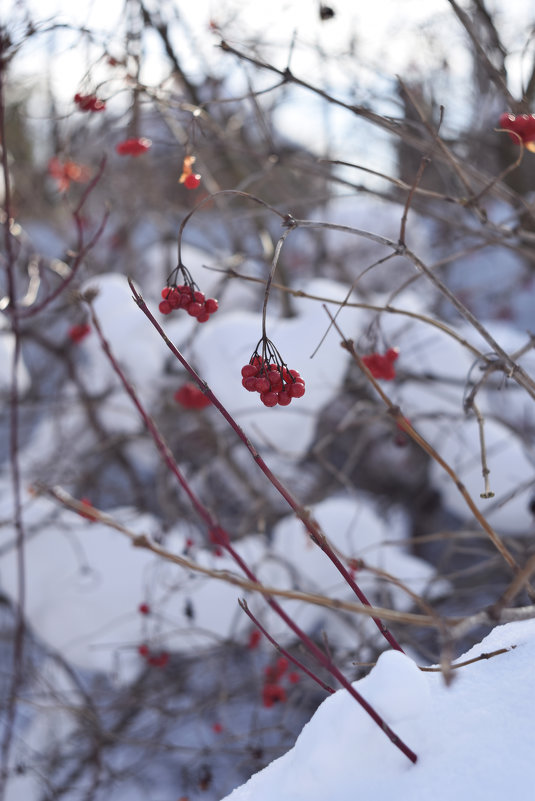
221, 619, 535, 801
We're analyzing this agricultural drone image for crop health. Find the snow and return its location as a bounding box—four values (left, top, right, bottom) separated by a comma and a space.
221, 619, 535, 801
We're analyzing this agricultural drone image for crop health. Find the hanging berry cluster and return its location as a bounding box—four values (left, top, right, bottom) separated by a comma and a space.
159, 264, 218, 322
241, 338, 305, 407
116, 137, 152, 156
74, 92, 106, 112
262, 657, 300, 708
362, 348, 399, 380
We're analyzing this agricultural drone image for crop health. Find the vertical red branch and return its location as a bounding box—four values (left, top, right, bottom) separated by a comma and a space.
88, 296, 417, 764
128, 279, 404, 653
0, 52, 26, 800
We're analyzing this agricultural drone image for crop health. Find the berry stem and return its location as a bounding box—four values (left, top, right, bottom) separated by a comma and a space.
175, 189, 287, 272
261, 226, 295, 344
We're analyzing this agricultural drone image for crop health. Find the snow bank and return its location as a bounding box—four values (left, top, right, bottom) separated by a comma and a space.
221, 619, 535, 801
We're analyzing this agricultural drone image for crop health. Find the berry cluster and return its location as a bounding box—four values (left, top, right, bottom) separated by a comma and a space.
159, 285, 218, 321
262, 657, 300, 708
499, 112, 535, 147
159, 265, 218, 322
241, 339, 305, 407
137, 644, 169, 668
74, 92, 106, 112
116, 137, 152, 156
362, 347, 399, 380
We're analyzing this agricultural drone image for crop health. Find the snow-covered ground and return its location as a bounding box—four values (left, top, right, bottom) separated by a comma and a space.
222, 619, 535, 801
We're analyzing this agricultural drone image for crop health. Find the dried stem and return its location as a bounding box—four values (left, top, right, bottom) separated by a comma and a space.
326, 310, 521, 576
0, 55, 26, 801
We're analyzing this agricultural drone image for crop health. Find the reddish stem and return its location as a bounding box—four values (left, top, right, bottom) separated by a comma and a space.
128, 279, 404, 653
90, 297, 417, 764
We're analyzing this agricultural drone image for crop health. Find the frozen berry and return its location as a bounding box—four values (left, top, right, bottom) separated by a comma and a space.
241, 364, 258, 378
184, 173, 201, 189
277, 391, 292, 406
205, 298, 218, 314
242, 376, 258, 391
260, 391, 278, 407
159, 300, 172, 315
289, 382, 306, 398
187, 302, 203, 317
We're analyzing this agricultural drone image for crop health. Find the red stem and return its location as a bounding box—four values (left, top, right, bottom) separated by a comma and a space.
128, 279, 404, 653
0, 56, 26, 800
90, 297, 417, 764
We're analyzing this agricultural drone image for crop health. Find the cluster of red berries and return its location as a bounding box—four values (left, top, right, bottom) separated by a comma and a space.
499, 112, 535, 147
159, 285, 218, 322
137, 643, 169, 668
262, 657, 300, 708
241, 340, 305, 407
74, 93, 106, 112
116, 137, 152, 156
362, 348, 399, 380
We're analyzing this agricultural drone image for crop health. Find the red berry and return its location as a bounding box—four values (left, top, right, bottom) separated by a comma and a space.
197, 312, 210, 323
242, 376, 258, 392
184, 173, 201, 189
138, 644, 149, 657
68, 323, 91, 344
205, 298, 218, 314
159, 300, 172, 314
241, 364, 258, 378
288, 671, 300, 684
275, 657, 289, 677
161, 287, 172, 298
116, 137, 152, 156
212, 722, 223, 734
168, 289, 181, 309
260, 391, 278, 407
255, 376, 271, 393
187, 302, 203, 317
138, 603, 150, 615
262, 683, 287, 707
289, 382, 306, 398
174, 383, 212, 409
277, 391, 292, 406
193, 290, 205, 304
248, 630, 261, 649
